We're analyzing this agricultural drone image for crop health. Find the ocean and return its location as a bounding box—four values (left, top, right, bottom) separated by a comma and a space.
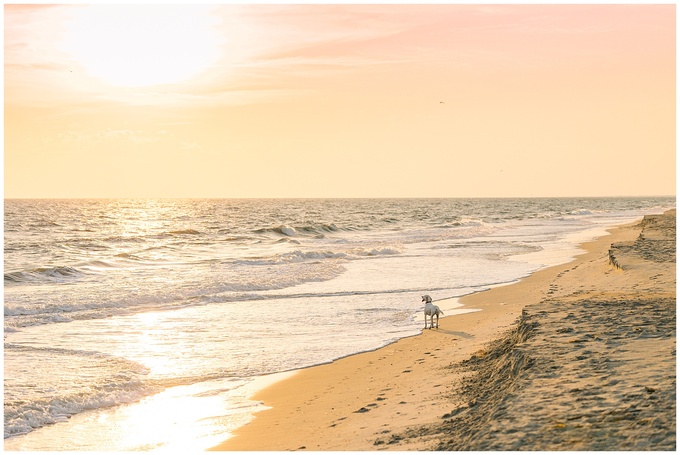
4, 197, 674, 451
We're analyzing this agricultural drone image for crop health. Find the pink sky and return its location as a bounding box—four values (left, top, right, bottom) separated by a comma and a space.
4, 4, 676, 198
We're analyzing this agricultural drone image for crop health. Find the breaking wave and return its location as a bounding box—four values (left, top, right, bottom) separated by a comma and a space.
255, 223, 341, 237
4, 266, 83, 284
3, 344, 156, 439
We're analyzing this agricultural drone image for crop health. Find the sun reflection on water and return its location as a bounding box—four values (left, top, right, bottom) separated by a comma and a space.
110, 199, 169, 237
109, 373, 295, 451
3, 377, 273, 451
107, 309, 208, 380
116, 383, 243, 452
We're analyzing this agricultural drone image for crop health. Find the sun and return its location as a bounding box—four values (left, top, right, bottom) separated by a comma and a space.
61, 5, 223, 87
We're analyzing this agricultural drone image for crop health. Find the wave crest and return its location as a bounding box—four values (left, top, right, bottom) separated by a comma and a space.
255, 223, 341, 238
353, 247, 402, 256
5, 266, 82, 284
167, 229, 202, 236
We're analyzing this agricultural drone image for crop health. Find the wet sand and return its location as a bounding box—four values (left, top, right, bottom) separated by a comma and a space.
213, 209, 675, 451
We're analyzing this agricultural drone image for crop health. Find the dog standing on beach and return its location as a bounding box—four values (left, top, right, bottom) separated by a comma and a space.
422, 295, 443, 329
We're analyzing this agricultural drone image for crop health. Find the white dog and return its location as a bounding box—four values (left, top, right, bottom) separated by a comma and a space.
422, 295, 443, 329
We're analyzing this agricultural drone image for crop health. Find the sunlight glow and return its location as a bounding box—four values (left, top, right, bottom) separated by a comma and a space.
61, 5, 224, 87
117, 384, 233, 452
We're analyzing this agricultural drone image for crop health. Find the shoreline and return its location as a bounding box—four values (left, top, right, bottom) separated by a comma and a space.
213, 210, 675, 451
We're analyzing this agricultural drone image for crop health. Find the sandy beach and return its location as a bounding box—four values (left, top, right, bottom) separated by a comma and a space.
213, 210, 675, 451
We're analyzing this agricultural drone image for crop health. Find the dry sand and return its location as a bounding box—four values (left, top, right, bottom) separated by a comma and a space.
213, 210, 675, 451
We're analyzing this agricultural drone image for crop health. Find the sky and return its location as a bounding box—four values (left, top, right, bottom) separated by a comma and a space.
4, 3, 676, 198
